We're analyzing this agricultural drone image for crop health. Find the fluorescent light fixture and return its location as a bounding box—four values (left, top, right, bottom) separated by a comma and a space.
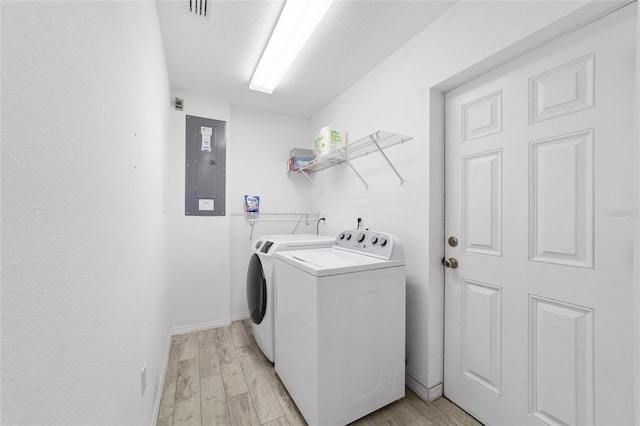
250, 0, 334, 94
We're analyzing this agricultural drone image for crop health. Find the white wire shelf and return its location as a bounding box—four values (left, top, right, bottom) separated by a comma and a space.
287, 131, 413, 193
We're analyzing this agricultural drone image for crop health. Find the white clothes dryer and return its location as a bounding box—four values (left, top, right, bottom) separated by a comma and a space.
274, 229, 406, 425
246, 234, 334, 362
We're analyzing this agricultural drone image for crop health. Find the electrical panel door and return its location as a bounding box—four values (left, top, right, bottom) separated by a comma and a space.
185, 115, 226, 216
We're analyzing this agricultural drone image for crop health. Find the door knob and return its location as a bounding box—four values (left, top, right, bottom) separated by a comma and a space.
443, 258, 459, 269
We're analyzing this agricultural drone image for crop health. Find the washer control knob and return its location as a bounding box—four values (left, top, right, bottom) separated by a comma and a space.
371, 236, 379, 244
356, 233, 365, 243
379, 237, 388, 247
345, 232, 352, 240
338, 232, 345, 240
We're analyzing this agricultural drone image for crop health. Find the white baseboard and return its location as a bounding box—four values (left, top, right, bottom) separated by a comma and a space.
170, 318, 231, 336
406, 374, 443, 402
231, 311, 250, 321
428, 383, 443, 400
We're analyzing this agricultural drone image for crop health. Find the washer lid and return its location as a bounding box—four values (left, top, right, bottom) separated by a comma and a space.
252, 234, 334, 255
255, 233, 333, 243
275, 248, 405, 277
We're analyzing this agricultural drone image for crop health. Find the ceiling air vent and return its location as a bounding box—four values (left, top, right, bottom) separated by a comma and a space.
187, 0, 211, 20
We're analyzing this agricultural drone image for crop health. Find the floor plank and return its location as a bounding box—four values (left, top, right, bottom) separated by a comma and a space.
227, 393, 261, 426
197, 329, 220, 377
230, 319, 251, 349
349, 414, 380, 426
157, 321, 481, 426
200, 373, 230, 425
155, 417, 172, 426
405, 389, 456, 425
214, 326, 249, 397
173, 357, 201, 426
381, 418, 407, 426
432, 397, 482, 426
355, 399, 396, 425
179, 332, 198, 361
387, 399, 437, 426
237, 345, 284, 424
263, 416, 290, 426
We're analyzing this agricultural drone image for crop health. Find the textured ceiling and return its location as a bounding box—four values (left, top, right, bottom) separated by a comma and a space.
155, 1, 455, 118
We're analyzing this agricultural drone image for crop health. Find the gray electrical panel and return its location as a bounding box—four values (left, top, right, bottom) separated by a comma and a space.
185, 115, 226, 216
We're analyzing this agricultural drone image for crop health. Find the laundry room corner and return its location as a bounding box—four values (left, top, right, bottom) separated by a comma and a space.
167, 94, 321, 330
227, 105, 319, 321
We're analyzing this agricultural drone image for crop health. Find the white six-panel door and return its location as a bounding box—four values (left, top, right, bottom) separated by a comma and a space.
444, 5, 636, 425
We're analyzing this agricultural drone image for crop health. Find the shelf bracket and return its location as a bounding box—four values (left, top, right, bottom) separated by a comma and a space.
291, 214, 308, 234
370, 134, 404, 185
249, 219, 256, 240
340, 152, 368, 190
298, 168, 324, 195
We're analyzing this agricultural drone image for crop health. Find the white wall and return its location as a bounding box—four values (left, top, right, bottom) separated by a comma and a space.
309, 0, 623, 399
167, 99, 317, 325
167, 91, 231, 331
1, 2, 171, 424
227, 106, 316, 319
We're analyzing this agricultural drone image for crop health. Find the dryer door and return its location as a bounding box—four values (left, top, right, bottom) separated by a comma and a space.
246, 254, 267, 324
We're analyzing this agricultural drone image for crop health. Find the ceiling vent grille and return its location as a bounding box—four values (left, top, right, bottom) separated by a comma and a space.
188, 0, 211, 20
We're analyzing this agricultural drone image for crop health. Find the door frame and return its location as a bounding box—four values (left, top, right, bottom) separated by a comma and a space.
426, 2, 640, 423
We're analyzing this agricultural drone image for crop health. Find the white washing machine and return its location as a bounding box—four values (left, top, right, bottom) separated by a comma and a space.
274, 229, 406, 425
246, 234, 334, 362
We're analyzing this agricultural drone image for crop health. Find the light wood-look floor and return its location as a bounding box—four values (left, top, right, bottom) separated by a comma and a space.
156, 320, 481, 426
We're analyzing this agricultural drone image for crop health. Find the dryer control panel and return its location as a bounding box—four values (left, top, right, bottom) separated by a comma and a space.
334, 229, 404, 260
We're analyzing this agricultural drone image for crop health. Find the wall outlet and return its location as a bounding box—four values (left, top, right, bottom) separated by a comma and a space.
141, 364, 147, 397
